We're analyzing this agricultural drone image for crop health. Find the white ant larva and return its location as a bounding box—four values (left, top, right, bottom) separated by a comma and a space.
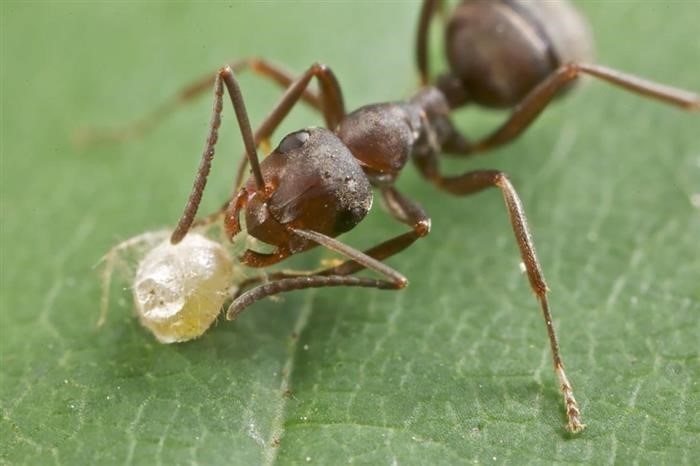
99, 230, 241, 343
132, 232, 237, 343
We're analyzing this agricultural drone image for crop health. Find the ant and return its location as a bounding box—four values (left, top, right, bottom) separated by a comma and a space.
87, 1, 698, 433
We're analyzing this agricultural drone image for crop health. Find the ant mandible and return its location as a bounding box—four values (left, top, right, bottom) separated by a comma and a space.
89, 1, 698, 434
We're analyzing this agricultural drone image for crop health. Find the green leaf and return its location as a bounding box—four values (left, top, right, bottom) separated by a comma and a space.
2, 2, 698, 464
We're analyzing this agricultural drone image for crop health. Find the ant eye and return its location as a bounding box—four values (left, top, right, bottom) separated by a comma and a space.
277, 130, 310, 153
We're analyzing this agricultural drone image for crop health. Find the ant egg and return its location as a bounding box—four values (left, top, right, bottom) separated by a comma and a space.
133, 233, 236, 343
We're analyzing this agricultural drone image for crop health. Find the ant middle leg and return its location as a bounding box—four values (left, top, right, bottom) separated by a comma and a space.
75, 58, 324, 146
230, 62, 346, 190
230, 224, 428, 298
447, 63, 700, 155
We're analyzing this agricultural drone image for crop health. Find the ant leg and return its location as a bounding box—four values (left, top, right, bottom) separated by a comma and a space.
229, 275, 400, 319
227, 188, 431, 316
448, 63, 699, 155
229, 221, 424, 296
246, 59, 324, 112
319, 187, 431, 276
232, 62, 346, 189
240, 248, 292, 268
416, 0, 445, 86
426, 168, 584, 433
75, 58, 322, 145
226, 228, 409, 320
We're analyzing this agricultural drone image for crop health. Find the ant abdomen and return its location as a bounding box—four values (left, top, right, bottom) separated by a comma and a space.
446, 0, 594, 108
243, 128, 373, 253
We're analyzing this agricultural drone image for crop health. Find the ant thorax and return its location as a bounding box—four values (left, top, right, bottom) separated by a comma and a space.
335, 89, 453, 185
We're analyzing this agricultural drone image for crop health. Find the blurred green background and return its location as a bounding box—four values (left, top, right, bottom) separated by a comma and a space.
1, 1, 698, 464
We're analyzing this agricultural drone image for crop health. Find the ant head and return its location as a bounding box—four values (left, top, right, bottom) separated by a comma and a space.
445, 0, 593, 108
233, 127, 373, 253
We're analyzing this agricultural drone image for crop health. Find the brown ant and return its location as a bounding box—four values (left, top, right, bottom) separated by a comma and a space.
87, 1, 698, 434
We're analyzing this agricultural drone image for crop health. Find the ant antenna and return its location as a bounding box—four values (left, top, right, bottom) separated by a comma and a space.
171, 67, 264, 244
221, 69, 265, 189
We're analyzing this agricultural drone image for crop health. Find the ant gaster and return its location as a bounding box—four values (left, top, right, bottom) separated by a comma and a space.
89, 1, 699, 434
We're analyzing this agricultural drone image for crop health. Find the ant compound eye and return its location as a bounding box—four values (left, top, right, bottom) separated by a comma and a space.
277, 130, 310, 153
132, 233, 236, 343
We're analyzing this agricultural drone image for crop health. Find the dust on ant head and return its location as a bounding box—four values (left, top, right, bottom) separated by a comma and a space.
98, 226, 247, 343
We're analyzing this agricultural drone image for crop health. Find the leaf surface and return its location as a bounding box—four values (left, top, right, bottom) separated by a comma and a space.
2, 2, 698, 464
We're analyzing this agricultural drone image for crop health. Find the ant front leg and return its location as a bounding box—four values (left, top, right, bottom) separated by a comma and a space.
227, 228, 414, 320
227, 228, 409, 320
227, 187, 432, 317
455, 63, 699, 155
417, 162, 585, 433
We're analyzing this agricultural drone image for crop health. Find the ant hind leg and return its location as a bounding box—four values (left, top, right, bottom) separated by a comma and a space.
423, 167, 585, 433
445, 63, 700, 156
